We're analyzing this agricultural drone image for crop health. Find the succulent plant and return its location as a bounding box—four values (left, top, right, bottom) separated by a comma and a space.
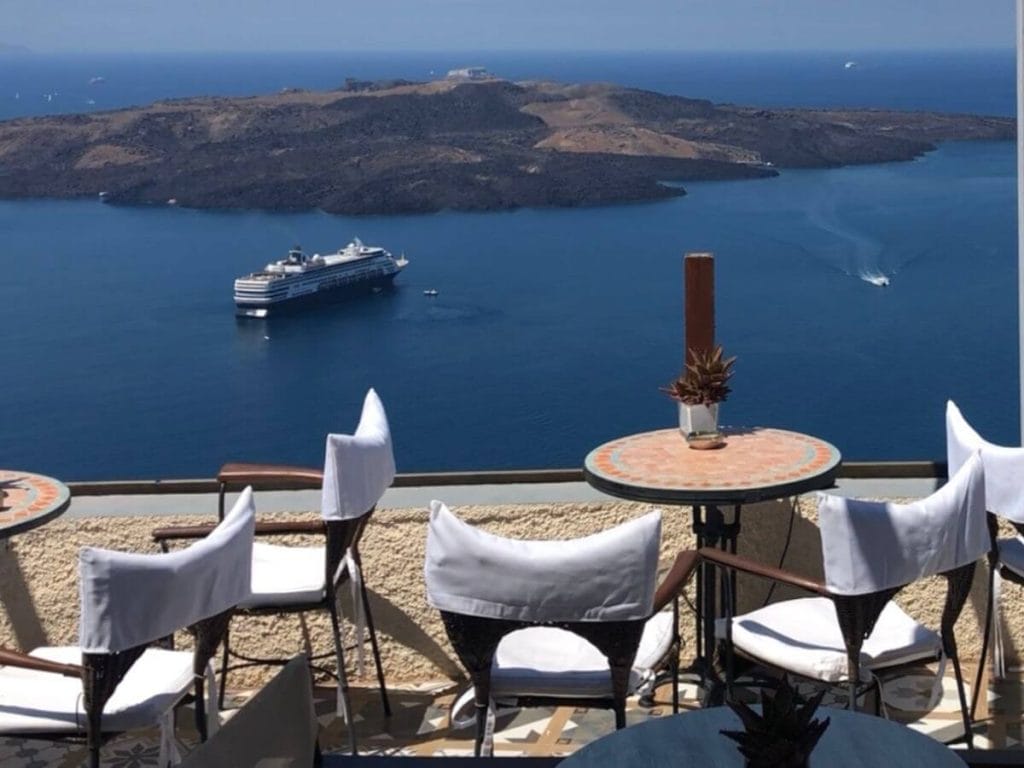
720, 676, 831, 768
662, 344, 736, 406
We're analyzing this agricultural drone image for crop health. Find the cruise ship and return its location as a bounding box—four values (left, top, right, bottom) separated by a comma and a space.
234, 239, 408, 317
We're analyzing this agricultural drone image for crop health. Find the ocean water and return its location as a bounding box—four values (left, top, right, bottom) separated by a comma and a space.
0, 51, 1016, 479
0, 50, 1015, 120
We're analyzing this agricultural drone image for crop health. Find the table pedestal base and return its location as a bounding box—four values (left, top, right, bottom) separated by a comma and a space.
689, 503, 741, 704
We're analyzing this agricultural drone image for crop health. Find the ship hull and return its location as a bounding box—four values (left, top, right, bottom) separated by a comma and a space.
235, 271, 400, 318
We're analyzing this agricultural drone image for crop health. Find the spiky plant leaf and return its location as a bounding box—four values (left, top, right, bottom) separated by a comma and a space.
720, 676, 830, 768
662, 344, 736, 406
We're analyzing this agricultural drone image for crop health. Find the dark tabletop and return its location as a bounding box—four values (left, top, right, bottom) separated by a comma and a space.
558, 707, 965, 768
584, 427, 841, 505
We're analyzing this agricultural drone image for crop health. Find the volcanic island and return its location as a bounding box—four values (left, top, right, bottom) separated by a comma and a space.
0, 77, 1013, 214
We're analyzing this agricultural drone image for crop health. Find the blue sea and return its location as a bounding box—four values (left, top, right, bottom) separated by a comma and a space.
0, 50, 1017, 480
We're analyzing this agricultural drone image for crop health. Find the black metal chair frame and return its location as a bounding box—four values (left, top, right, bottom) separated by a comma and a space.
971, 514, 1024, 720
701, 547, 978, 749
154, 508, 390, 756
437, 551, 697, 757
0, 608, 231, 768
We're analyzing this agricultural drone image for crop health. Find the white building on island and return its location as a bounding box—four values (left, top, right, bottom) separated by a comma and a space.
446, 66, 491, 80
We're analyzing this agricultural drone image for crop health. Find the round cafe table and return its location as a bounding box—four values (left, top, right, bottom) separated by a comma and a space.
583, 428, 841, 694
558, 707, 965, 768
583, 427, 841, 507
0, 470, 71, 539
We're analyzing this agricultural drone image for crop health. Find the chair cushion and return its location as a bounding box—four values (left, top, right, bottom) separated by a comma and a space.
998, 537, 1024, 578
241, 542, 326, 608
0, 646, 195, 734
489, 611, 674, 699
716, 597, 941, 683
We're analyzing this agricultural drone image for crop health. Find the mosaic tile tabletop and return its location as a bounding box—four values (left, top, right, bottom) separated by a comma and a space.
584, 428, 841, 504
0, 470, 71, 537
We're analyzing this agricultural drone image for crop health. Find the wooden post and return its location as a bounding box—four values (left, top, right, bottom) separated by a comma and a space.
684, 252, 715, 367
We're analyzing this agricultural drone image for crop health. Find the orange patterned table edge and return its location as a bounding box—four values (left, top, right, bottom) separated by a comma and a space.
0, 470, 71, 537
583, 427, 842, 505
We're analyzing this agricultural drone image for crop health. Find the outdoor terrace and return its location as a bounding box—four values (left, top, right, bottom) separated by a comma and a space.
0, 466, 1022, 765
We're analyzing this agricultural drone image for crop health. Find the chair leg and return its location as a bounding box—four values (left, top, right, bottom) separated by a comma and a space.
474, 700, 488, 757
330, 599, 358, 755
86, 698, 103, 768
970, 564, 996, 721
950, 649, 975, 750
194, 673, 209, 742
218, 624, 231, 709
670, 647, 680, 714
614, 700, 627, 730
671, 598, 681, 713
360, 576, 391, 717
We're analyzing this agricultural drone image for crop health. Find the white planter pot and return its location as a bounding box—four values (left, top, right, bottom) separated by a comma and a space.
679, 403, 719, 436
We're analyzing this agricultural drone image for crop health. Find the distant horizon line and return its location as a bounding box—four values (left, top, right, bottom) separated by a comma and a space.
1, 46, 1016, 57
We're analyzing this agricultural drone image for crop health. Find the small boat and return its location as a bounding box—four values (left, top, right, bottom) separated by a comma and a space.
844, 61, 858, 70
423, 289, 439, 297
864, 274, 889, 287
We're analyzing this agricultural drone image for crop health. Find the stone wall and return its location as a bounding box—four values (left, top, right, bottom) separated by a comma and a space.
0, 495, 1013, 689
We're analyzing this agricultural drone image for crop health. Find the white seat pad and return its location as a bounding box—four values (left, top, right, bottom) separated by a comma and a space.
998, 537, 1024, 578
489, 612, 674, 699
717, 597, 941, 683
0, 646, 195, 734
242, 542, 327, 608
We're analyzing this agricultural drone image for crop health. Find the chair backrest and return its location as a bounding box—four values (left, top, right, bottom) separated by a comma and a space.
946, 399, 1024, 524
425, 501, 662, 743
425, 501, 662, 623
321, 388, 396, 522
818, 452, 988, 597
79, 487, 256, 654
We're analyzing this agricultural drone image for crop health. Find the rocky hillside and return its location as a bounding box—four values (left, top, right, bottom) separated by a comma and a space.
0, 78, 1012, 214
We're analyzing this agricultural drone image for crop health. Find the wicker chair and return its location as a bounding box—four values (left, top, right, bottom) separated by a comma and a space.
425, 502, 698, 756
947, 400, 1024, 717
0, 486, 255, 768
704, 451, 988, 748
152, 388, 394, 756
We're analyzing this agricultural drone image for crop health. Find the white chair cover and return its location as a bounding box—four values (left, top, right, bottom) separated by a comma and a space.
321, 388, 396, 521
946, 400, 1024, 523
424, 501, 661, 623
79, 487, 256, 654
819, 452, 987, 596
946, 400, 1024, 679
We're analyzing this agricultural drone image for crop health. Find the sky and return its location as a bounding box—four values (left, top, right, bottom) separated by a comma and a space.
1, 0, 1016, 53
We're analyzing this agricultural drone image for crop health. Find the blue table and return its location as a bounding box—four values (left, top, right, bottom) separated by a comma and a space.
559, 707, 965, 768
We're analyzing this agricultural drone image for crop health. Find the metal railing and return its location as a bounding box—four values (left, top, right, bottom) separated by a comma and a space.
66, 461, 948, 497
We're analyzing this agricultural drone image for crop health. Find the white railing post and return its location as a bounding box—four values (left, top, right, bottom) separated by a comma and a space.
1019, 0, 1024, 441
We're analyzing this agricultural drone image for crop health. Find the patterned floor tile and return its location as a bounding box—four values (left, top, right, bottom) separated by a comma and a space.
0, 666, 1023, 764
